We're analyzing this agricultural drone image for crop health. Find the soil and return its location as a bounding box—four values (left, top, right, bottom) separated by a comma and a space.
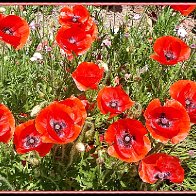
98, 5, 195, 38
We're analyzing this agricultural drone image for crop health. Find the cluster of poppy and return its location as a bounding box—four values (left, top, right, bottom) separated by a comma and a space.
0, 83, 193, 186
102, 79, 195, 184
1, 96, 87, 157
55, 5, 98, 60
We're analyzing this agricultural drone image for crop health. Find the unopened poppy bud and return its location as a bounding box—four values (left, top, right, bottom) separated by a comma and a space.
75, 142, 85, 152
96, 157, 104, 165
30, 105, 42, 117
30, 101, 48, 117
85, 130, 94, 141
0, 7, 6, 12
98, 60, 108, 72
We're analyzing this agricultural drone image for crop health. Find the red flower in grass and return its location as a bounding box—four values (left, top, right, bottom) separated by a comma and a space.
35, 101, 85, 144
0, 14, 30, 50
104, 118, 151, 163
150, 36, 191, 65
72, 62, 104, 91
58, 5, 98, 42
59, 5, 90, 27
0, 103, 15, 143
14, 119, 53, 157
138, 153, 184, 184
170, 5, 196, 16
169, 80, 196, 124
59, 95, 87, 127
56, 25, 93, 60
97, 86, 135, 118
144, 99, 190, 144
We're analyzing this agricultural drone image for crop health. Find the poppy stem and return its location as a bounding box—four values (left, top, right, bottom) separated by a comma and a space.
168, 143, 178, 154
0, 174, 14, 190
0, 44, 5, 83
152, 179, 164, 191
148, 142, 164, 155
65, 142, 76, 170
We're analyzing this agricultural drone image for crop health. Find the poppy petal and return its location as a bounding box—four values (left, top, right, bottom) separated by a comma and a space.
150, 36, 190, 66
0, 103, 15, 143
14, 119, 53, 157
56, 25, 93, 58
139, 153, 184, 184
72, 62, 104, 91
97, 86, 135, 118
35, 101, 83, 144
59, 95, 87, 127
169, 80, 196, 124
0, 14, 30, 50
170, 5, 196, 16
105, 118, 151, 163
59, 5, 90, 26
144, 99, 190, 144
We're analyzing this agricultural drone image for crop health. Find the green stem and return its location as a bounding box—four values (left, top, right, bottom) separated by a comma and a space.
148, 142, 164, 155
0, 174, 14, 190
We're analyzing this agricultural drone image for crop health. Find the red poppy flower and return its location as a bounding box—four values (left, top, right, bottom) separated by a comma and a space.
59, 5, 90, 27
150, 36, 191, 65
35, 101, 83, 144
170, 5, 196, 16
169, 80, 196, 124
104, 118, 151, 163
83, 17, 98, 41
59, 95, 87, 127
0, 14, 30, 50
14, 119, 53, 157
144, 99, 190, 144
0, 103, 15, 143
56, 25, 93, 60
97, 85, 135, 118
138, 153, 184, 184
72, 62, 104, 91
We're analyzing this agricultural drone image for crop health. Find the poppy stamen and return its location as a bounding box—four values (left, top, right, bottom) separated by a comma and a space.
123, 133, 135, 146
50, 120, 66, 137
25, 136, 39, 148
72, 15, 80, 22
54, 123, 62, 132
2, 27, 14, 35
164, 51, 176, 61
185, 98, 195, 109
69, 37, 76, 44
154, 172, 171, 180
109, 101, 118, 109
158, 113, 170, 128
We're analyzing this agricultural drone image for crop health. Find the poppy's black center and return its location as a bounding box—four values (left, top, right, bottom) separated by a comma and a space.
109, 100, 118, 109
69, 37, 76, 44
2, 27, 14, 35
164, 51, 176, 61
50, 120, 67, 137
158, 113, 170, 128
25, 136, 40, 148
72, 15, 80, 22
54, 123, 62, 132
154, 171, 171, 180
123, 133, 135, 147
185, 98, 195, 109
